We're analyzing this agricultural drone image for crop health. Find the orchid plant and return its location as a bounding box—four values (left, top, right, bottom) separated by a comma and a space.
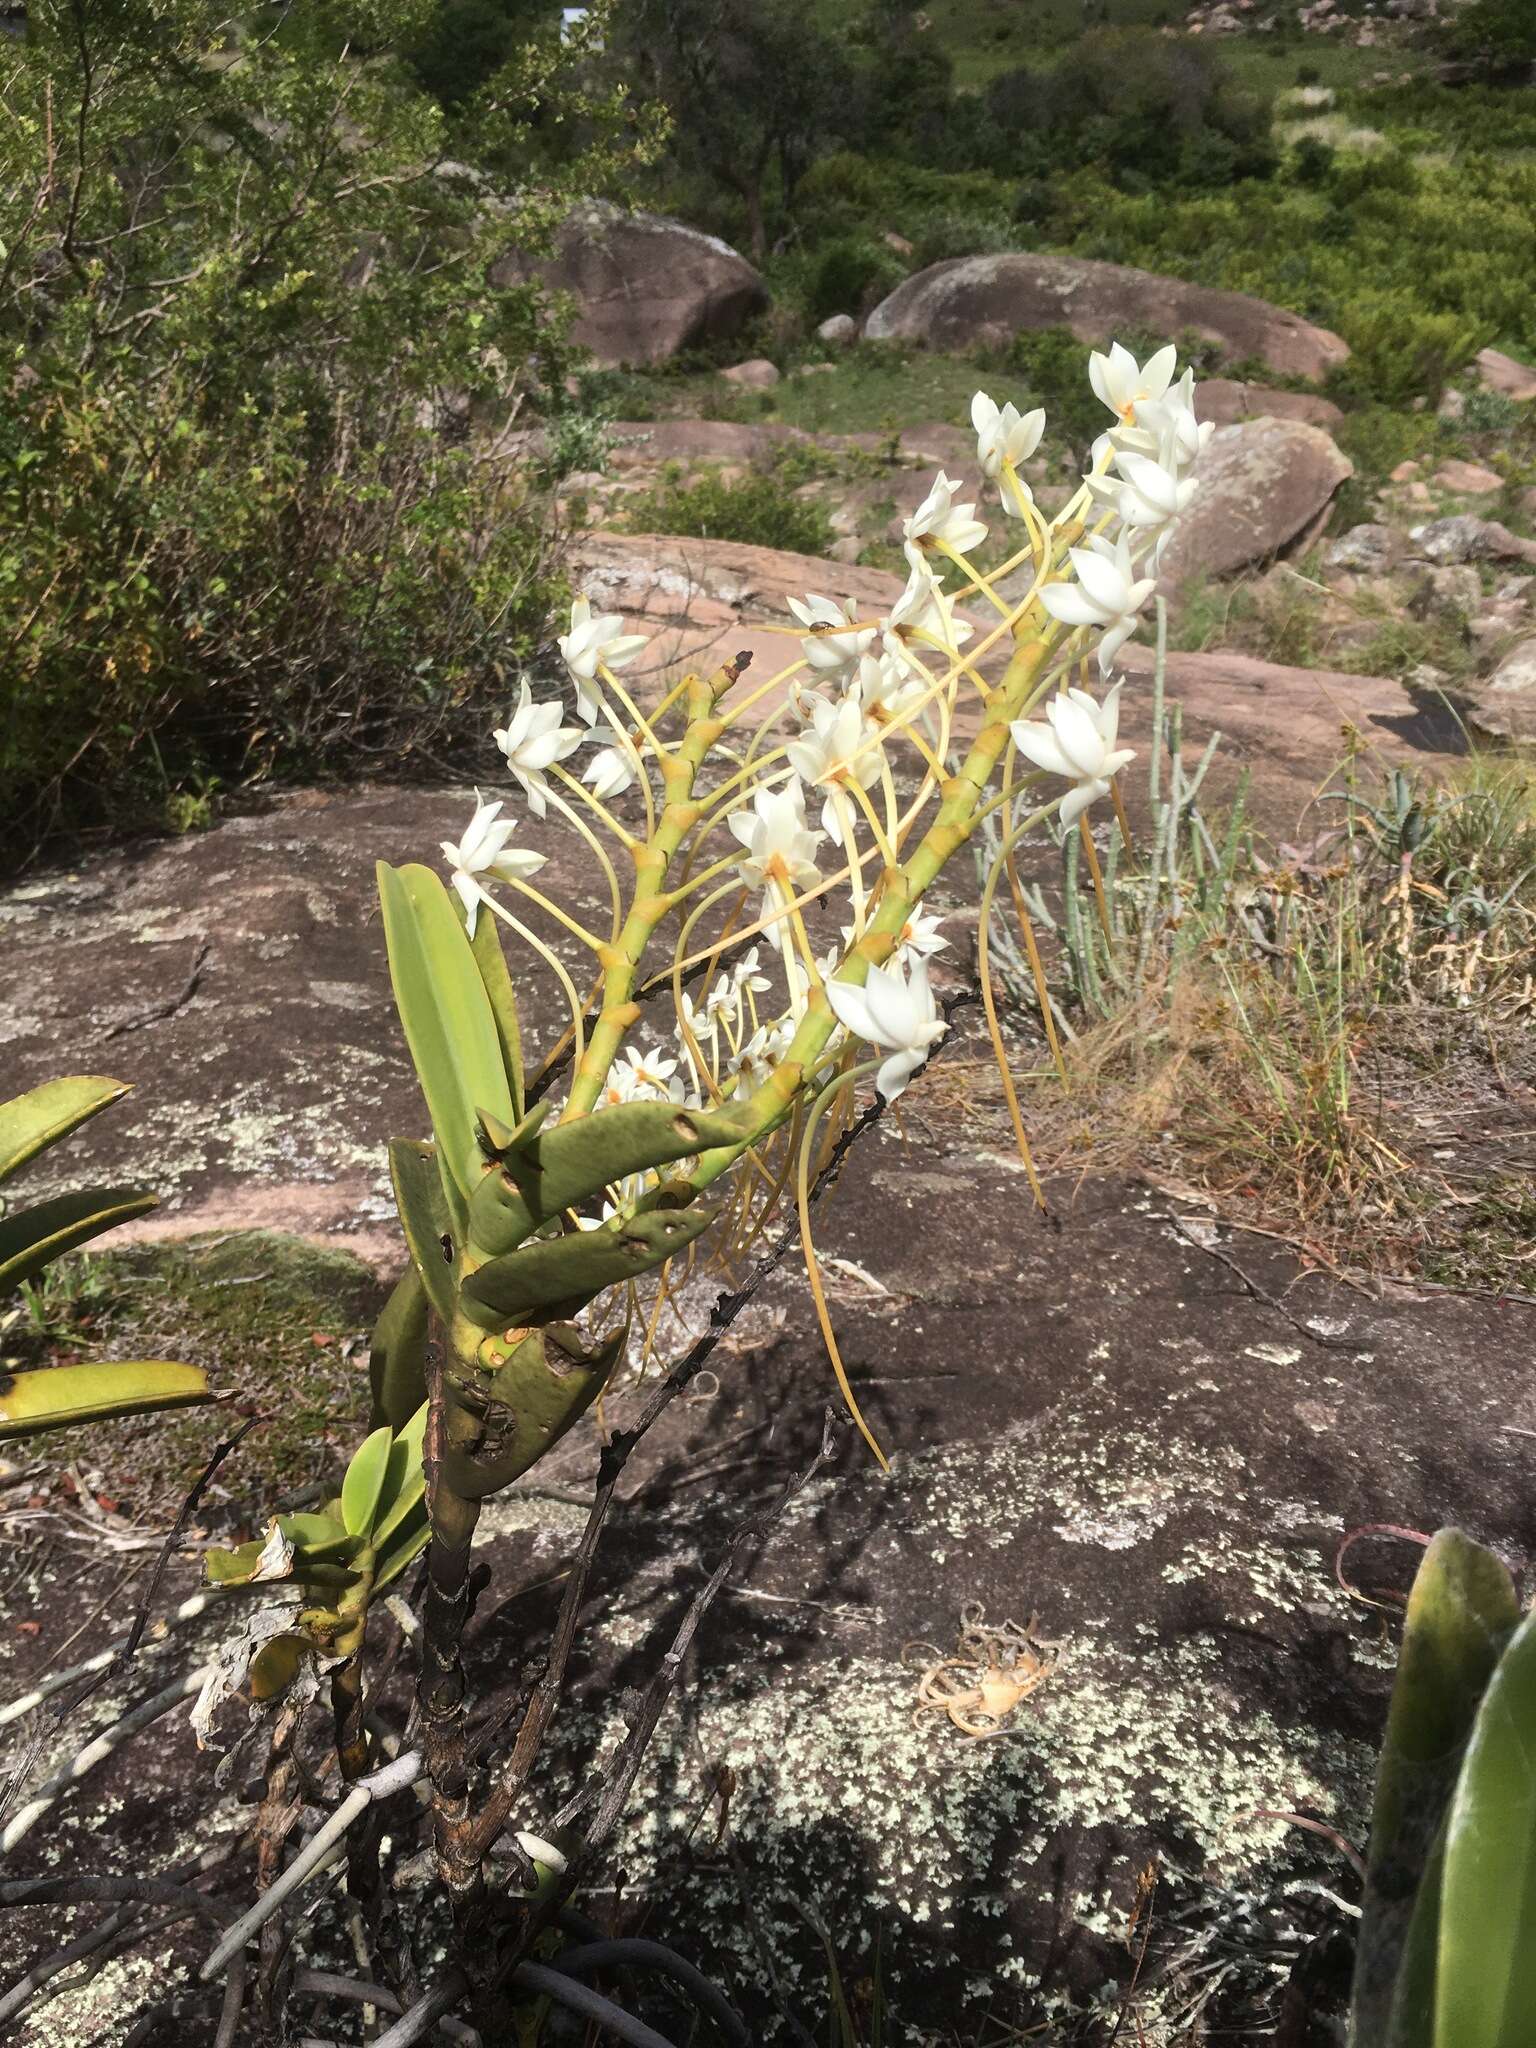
203, 335, 1210, 1938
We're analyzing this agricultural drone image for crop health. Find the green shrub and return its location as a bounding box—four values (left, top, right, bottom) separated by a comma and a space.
1329, 294, 1489, 407
804, 236, 910, 322
1436, 0, 1536, 82
621, 464, 835, 553
0, 0, 628, 856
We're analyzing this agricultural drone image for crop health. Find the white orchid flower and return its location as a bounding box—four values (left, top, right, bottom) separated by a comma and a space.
882, 546, 972, 673
904, 471, 988, 557
731, 945, 772, 996
825, 956, 946, 1102
1010, 683, 1135, 827
1088, 340, 1179, 427
1114, 450, 1200, 534
971, 390, 1045, 482
786, 943, 841, 1020
558, 595, 649, 723
493, 681, 585, 817
440, 794, 548, 938
840, 909, 948, 967
1136, 368, 1213, 470
1038, 536, 1157, 673
581, 738, 635, 801
728, 1019, 794, 1089
727, 779, 824, 908
613, 1043, 686, 1104
855, 651, 927, 731
785, 689, 884, 846
787, 593, 877, 674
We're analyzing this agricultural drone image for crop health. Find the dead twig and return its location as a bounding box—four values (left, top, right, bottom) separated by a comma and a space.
100, 936, 211, 1040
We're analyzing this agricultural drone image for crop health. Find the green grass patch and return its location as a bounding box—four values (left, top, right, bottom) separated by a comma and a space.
13, 1231, 385, 1512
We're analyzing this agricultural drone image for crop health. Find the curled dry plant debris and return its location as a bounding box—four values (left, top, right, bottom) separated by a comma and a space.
904, 1601, 1061, 1741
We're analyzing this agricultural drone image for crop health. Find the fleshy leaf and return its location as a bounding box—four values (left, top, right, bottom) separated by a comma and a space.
377, 862, 514, 1216
467, 1098, 758, 1256
369, 1265, 430, 1431
276, 1512, 359, 1564
389, 1138, 458, 1324
372, 1403, 428, 1555
249, 1633, 311, 1703
465, 900, 526, 1119
1350, 1528, 1521, 2045
0, 1077, 131, 1183
459, 1201, 717, 1329
0, 1188, 159, 1295
0, 1359, 209, 1441
1432, 1602, 1536, 2047
341, 1424, 395, 1537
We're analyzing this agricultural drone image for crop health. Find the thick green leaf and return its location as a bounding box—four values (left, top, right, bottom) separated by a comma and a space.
0, 1359, 209, 1440
465, 901, 525, 1119
372, 1403, 428, 1555
204, 1537, 269, 1585
369, 1265, 430, 1431
377, 861, 514, 1215
1385, 1821, 1446, 2048
459, 1201, 717, 1329
372, 1503, 430, 1591
1350, 1529, 1522, 2046
341, 1424, 394, 1536
276, 1512, 359, 1564
441, 1321, 626, 1498
467, 1098, 759, 1256
0, 1187, 159, 1294
0, 1077, 130, 1184
389, 1139, 458, 1324
1433, 1603, 1536, 2047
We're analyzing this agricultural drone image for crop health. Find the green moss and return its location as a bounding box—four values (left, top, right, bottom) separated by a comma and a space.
15, 1230, 384, 1508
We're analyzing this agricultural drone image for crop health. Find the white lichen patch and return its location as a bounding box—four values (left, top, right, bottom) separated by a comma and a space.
533, 1620, 1373, 2038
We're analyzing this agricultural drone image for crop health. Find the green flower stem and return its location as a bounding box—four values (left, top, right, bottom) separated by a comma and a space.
563, 663, 738, 1121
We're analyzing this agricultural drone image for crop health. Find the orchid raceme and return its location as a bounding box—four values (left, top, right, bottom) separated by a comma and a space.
370, 334, 1206, 1484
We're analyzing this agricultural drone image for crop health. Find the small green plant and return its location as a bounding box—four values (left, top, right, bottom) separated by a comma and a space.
0, 1078, 209, 1438
622, 464, 836, 553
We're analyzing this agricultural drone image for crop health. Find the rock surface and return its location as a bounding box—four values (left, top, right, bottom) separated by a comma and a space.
1431, 458, 1503, 495
1407, 516, 1536, 567
1326, 523, 1402, 575
1196, 378, 1345, 429
816, 313, 859, 347
864, 253, 1350, 382
720, 356, 780, 388
491, 203, 768, 367
1157, 418, 1353, 584
1470, 636, 1536, 745
1476, 346, 1536, 403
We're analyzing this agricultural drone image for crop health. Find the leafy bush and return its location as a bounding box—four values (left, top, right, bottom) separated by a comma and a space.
1436, 0, 1536, 82
804, 235, 910, 322
621, 464, 835, 553
0, 0, 627, 856
1329, 293, 1489, 407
